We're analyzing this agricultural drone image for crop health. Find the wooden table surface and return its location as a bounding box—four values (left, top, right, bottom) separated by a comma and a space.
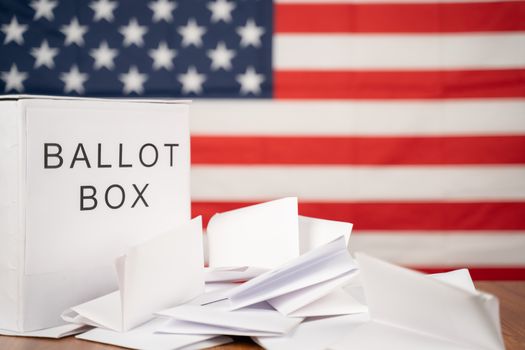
1, 281, 524, 350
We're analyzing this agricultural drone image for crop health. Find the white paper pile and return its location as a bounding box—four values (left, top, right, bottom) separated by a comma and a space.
16, 197, 503, 350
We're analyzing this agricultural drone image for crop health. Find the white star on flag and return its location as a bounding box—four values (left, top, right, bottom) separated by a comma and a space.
30, 0, 58, 21
89, 0, 118, 22
119, 18, 148, 47
31, 40, 59, 68
149, 41, 176, 70
61, 18, 88, 46
207, 0, 235, 23
236, 66, 264, 95
119, 66, 148, 94
60, 65, 88, 94
90, 41, 118, 70
237, 18, 264, 48
207, 41, 235, 70
149, 0, 177, 22
1, 17, 28, 45
178, 18, 206, 47
178, 66, 206, 94
1, 64, 28, 92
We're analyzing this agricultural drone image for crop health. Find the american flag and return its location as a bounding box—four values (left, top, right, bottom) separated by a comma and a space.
1, 0, 524, 280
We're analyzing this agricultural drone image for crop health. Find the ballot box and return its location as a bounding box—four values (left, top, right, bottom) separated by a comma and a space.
0, 96, 190, 332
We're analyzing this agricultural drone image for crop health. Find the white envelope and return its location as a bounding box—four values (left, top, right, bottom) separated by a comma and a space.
0, 323, 91, 338
204, 266, 268, 283
330, 254, 504, 350
299, 215, 352, 253
63, 217, 205, 332
207, 197, 299, 269
76, 318, 230, 350
156, 303, 303, 336
227, 236, 358, 310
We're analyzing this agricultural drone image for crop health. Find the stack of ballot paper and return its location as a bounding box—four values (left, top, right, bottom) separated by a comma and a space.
7, 197, 504, 350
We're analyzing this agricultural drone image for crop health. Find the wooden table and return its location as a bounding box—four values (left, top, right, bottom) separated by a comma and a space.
1, 281, 524, 350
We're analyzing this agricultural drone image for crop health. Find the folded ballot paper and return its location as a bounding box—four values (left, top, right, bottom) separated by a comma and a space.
207, 197, 352, 269
62, 217, 205, 332
226, 236, 360, 314
329, 254, 505, 350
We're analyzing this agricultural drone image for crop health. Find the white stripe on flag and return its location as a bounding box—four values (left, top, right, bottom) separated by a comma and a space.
274, 34, 525, 69
191, 166, 525, 201
190, 100, 525, 136
349, 232, 525, 266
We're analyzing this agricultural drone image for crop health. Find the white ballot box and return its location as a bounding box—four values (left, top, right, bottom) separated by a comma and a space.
0, 95, 191, 333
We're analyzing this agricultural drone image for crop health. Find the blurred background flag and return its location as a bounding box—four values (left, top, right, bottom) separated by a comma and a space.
1, 0, 524, 279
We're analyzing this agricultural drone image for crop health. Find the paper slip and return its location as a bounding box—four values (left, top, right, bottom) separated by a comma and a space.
299, 215, 352, 253
207, 197, 300, 269
62, 217, 205, 332
205, 266, 268, 283
0, 323, 91, 338
330, 254, 504, 350
76, 318, 231, 350
156, 303, 303, 336
227, 236, 358, 310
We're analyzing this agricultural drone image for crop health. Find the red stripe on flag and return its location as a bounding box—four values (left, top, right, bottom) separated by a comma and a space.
274, 69, 525, 99
191, 135, 525, 165
275, 2, 525, 33
192, 201, 525, 231
414, 267, 525, 281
